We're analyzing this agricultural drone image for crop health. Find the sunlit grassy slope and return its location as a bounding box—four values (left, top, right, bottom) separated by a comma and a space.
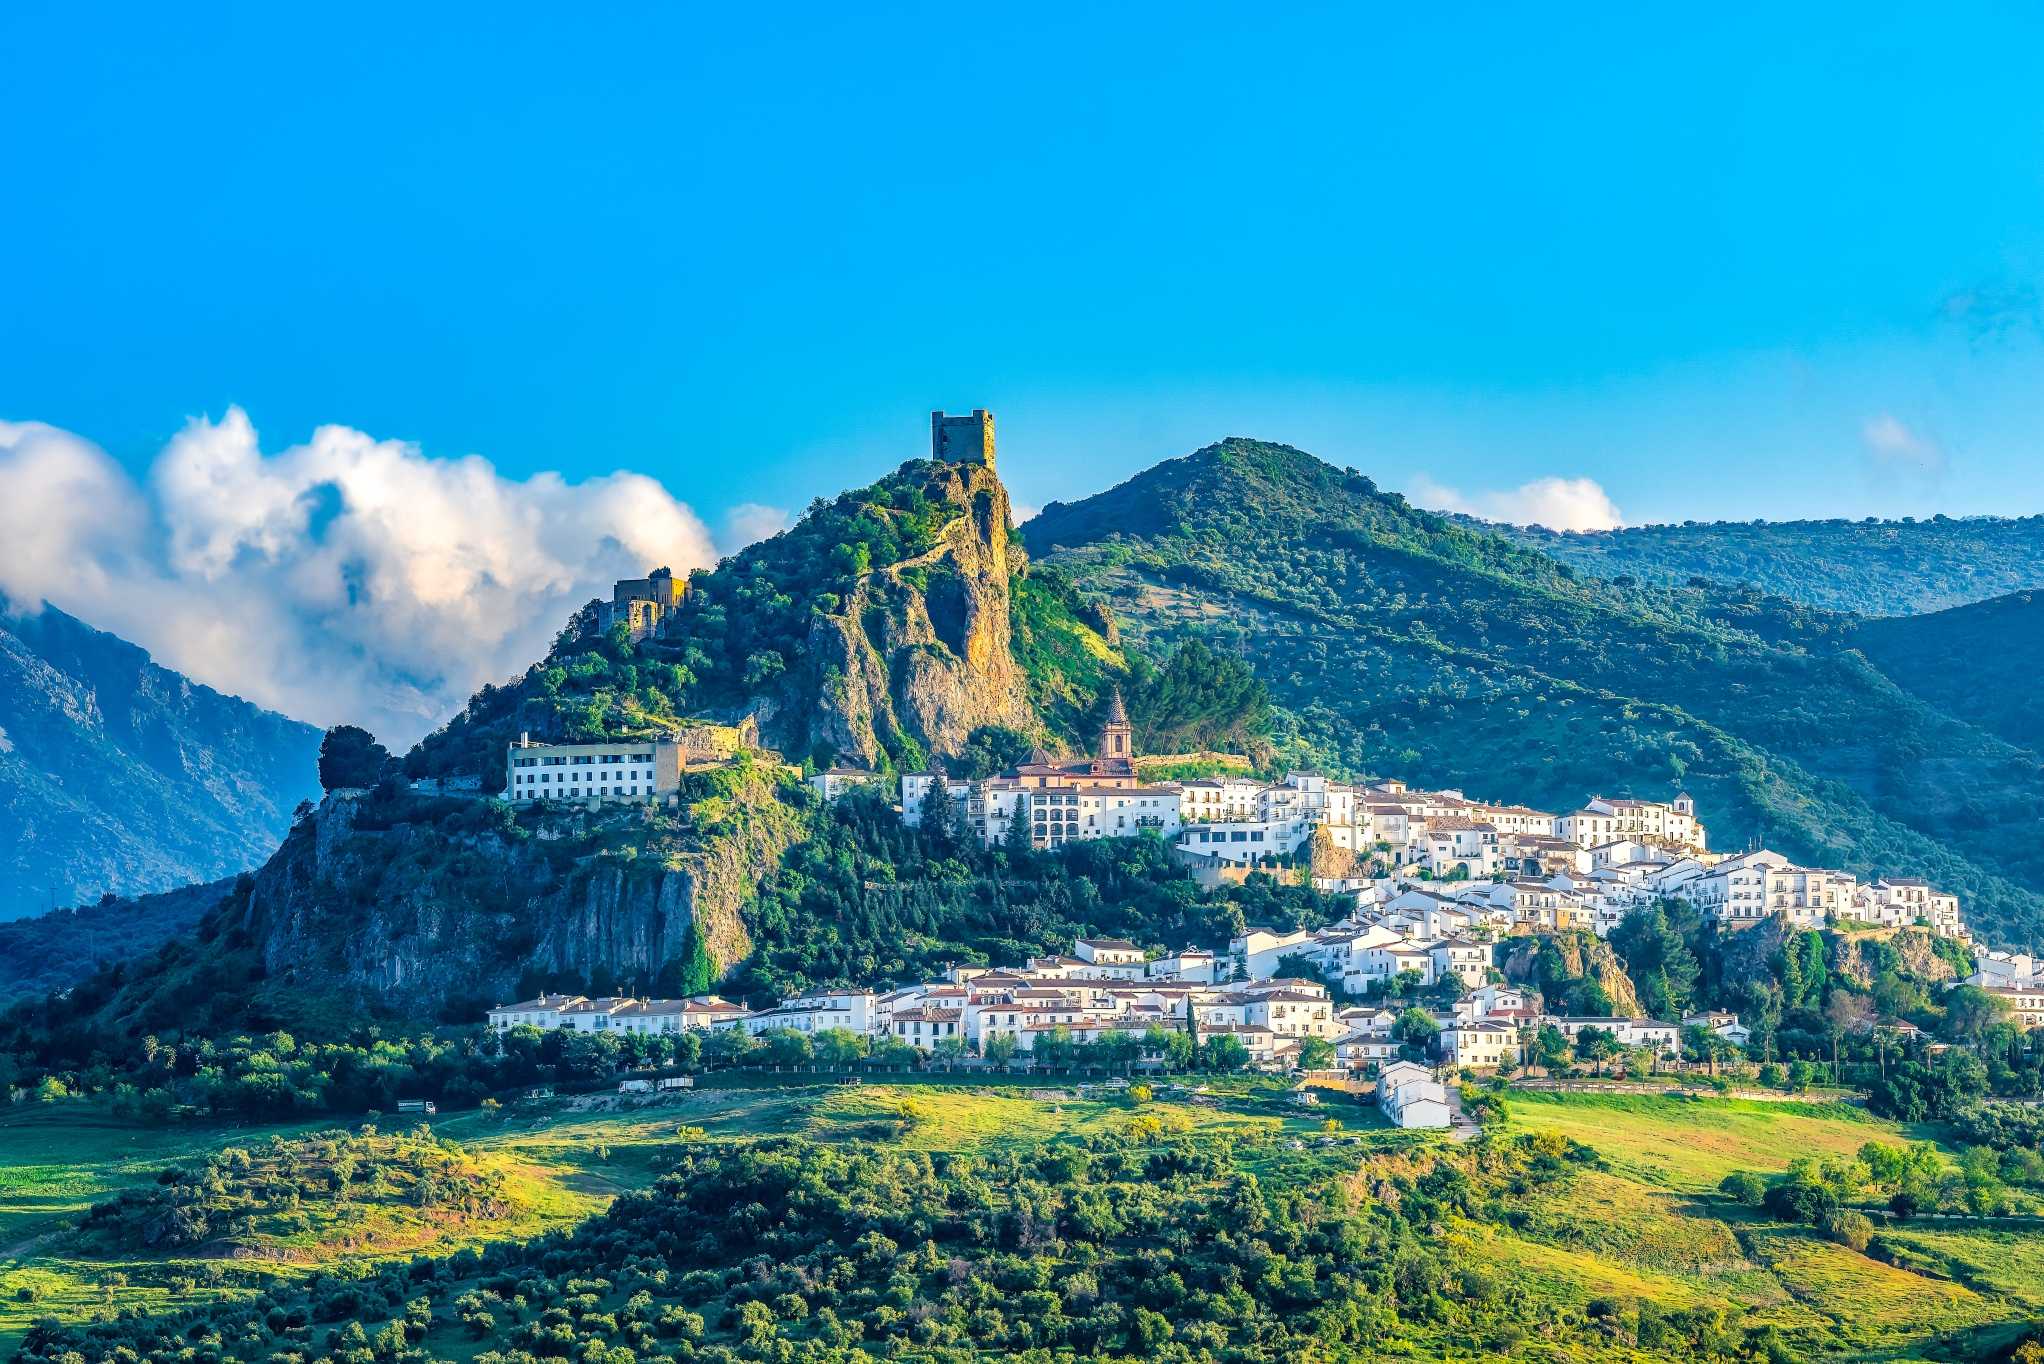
4, 1083, 2042, 1359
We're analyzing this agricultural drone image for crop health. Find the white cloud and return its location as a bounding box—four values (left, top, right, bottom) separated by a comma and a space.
1861, 413, 1945, 478
1405, 472, 1624, 531
720, 501, 792, 551
0, 409, 718, 747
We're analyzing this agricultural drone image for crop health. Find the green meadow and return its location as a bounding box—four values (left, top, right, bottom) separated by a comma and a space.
3, 1082, 2041, 1359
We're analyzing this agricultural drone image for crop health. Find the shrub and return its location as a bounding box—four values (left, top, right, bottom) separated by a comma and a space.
1719, 1171, 1767, 1206
1819, 1208, 1874, 1252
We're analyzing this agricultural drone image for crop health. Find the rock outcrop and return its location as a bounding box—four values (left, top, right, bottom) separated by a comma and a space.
791, 460, 1035, 768
1503, 931, 1644, 1017
234, 761, 804, 1021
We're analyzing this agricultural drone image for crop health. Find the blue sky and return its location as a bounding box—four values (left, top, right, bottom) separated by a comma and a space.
6, 1, 2044, 535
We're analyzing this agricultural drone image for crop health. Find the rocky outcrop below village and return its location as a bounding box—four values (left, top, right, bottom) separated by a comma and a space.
231, 761, 805, 1021
1502, 931, 1644, 1017
788, 459, 1037, 768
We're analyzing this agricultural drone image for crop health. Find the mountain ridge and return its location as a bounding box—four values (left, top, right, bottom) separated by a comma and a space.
1477, 510, 2044, 616
0, 599, 323, 920
1027, 437, 2044, 947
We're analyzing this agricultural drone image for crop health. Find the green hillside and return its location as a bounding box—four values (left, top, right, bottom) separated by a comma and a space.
405, 449, 1095, 782
1855, 590, 2044, 756
0, 880, 229, 1010
12, 1084, 2044, 1363
1026, 438, 2044, 948
1488, 513, 2044, 616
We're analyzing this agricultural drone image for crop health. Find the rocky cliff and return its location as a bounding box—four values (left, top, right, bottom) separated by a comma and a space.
232, 760, 806, 1022
779, 460, 1037, 767
1713, 915, 1965, 993
1503, 931, 1644, 1017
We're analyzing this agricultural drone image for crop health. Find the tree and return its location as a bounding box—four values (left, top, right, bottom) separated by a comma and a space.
1392, 1008, 1439, 1061
1573, 1027, 1620, 1076
1681, 1024, 1718, 1073
670, 923, 720, 998
1819, 1208, 1873, 1252
953, 726, 1035, 781
559, 1032, 624, 1084
318, 726, 391, 791
1136, 1023, 1190, 1071
1719, 1171, 1766, 1206
1201, 1034, 1250, 1072
1943, 985, 2012, 1045
917, 782, 958, 843
812, 1028, 868, 1067
1093, 1030, 1142, 1071
1610, 905, 1700, 1020
759, 1030, 813, 1066
1825, 990, 1876, 1068
983, 1033, 1019, 1067
1297, 1036, 1335, 1071
703, 1029, 759, 1065
670, 1029, 704, 1071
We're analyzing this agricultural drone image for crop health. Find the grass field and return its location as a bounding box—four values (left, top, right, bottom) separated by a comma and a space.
1504, 1089, 1912, 1190
4, 1083, 2042, 1359
0, 1082, 1374, 1348
1493, 1090, 2044, 1354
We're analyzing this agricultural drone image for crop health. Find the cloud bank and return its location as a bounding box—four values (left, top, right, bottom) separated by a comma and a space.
1406, 473, 1624, 531
0, 410, 718, 747
1860, 413, 1946, 480
719, 501, 793, 549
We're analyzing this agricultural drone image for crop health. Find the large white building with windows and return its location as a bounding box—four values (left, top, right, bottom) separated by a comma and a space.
505, 734, 683, 805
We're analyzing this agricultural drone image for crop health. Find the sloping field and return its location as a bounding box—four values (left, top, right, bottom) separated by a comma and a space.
1508, 1090, 1899, 1189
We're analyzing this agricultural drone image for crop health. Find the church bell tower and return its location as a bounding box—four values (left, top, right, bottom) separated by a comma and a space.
1098, 688, 1133, 764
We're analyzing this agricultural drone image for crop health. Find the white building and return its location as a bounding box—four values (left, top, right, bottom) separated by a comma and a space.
1176, 819, 1313, 866
506, 735, 681, 805
1230, 926, 1317, 981
1441, 1020, 1520, 1070
1178, 775, 1266, 823
742, 989, 875, 1035
484, 993, 749, 1034
1074, 937, 1147, 974
1431, 938, 1491, 989
1850, 879, 1964, 936
1560, 795, 1706, 853
810, 768, 885, 802
1550, 1016, 1681, 1057
1683, 1010, 1751, 1047
900, 769, 972, 827
1376, 1060, 1451, 1128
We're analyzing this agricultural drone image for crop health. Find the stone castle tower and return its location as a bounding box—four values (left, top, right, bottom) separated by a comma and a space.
931, 409, 995, 469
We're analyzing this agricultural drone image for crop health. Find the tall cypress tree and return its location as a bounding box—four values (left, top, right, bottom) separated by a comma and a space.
676, 920, 719, 996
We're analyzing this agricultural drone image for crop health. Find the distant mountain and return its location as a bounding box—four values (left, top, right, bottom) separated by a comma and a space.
1482, 513, 2044, 616
1855, 590, 2044, 755
0, 600, 322, 919
1027, 438, 2044, 947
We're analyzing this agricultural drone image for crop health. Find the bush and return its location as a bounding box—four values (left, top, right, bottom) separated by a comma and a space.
1719, 1171, 1767, 1206
1819, 1208, 1874, 1252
